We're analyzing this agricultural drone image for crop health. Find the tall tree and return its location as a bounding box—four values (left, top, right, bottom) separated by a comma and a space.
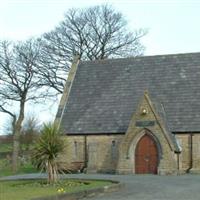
0, 39, 47, 171
38, 4, 147, 94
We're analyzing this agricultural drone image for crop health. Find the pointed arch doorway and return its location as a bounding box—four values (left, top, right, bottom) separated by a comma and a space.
135, 133, 158, 174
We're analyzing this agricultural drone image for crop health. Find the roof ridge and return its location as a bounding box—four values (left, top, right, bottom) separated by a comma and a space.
79, 51, 200, 65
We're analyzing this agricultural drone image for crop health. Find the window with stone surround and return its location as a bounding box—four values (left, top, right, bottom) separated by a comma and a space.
73, 141, 78, 159
111, 140, 117, 160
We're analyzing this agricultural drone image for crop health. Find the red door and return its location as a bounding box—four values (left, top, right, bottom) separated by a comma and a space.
135, 134, 158, 174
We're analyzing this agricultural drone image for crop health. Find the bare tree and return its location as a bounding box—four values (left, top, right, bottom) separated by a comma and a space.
0, 39, 47, 171
38, 4, 147, 94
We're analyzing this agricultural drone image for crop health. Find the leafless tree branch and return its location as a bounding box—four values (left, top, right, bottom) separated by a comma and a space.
38, 4, 147, 94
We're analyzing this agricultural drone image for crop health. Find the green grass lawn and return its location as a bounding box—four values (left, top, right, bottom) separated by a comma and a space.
0, 161, 38, 177
0, 143, 32, 153
0, 143, 12, 153
0, 159, 39, 177
0, 142, 39, 177
0, 179, 112, 200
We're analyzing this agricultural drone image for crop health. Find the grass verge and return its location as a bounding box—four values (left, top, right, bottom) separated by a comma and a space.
0, 179, 112, 200
0, 159, 38, 177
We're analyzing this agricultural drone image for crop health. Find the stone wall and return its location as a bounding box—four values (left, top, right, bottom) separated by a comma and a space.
59, 135, 124, 173
176, 134, 200, 173
87, 135, 124, 173
59, 133, 200, 175
175, 134, 190, 172
191, 134, 200, 172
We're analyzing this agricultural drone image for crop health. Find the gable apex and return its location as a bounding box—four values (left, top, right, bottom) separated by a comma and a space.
125, 91, 181, 153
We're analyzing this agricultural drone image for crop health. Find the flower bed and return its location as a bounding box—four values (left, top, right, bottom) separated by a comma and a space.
0, 179, 114, 200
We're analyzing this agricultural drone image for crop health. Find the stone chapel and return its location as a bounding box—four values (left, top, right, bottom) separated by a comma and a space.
56, 52, 200, 175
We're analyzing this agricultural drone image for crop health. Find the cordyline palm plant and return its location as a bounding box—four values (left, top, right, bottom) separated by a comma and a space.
32, 123, 64, 184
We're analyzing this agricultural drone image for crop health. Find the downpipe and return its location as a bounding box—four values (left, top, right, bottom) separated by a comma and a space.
186, 134, 193, 173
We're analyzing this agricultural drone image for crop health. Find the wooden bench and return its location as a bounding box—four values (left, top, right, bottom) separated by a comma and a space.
58, 161, 85, 173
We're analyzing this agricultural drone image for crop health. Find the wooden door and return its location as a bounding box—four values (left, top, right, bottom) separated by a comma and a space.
135, 134, 158, 174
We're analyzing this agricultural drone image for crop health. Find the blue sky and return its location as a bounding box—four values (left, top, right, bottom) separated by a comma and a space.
0, 0, 200, 134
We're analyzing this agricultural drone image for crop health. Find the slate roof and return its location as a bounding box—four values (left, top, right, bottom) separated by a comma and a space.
60, 52, 200, 134
152, 98, 181, 152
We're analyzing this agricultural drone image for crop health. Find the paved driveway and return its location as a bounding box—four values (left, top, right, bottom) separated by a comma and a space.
1, 173, 200, 200
73, 174, 200, 200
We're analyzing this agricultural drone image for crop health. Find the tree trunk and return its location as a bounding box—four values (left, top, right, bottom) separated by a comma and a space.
12, 100, 25, 172
47, 161, 58, 184
47, 161, 53, 184
12, 132, 21, 172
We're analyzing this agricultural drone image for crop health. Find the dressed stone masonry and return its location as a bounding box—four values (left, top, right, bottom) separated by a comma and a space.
56, 52, 200, 175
